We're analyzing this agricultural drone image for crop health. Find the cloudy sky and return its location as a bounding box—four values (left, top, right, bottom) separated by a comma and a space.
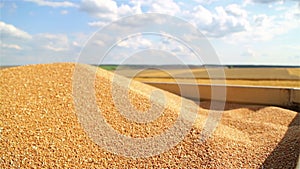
1, 0, 300, 65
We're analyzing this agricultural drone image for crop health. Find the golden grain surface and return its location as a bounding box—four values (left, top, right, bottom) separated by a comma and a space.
0, 63, 299, 168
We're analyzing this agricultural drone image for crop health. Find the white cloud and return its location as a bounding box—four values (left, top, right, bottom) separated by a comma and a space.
80, 0, 142, 28
194, 0, 218, 4
284, 4, 300, 20
0, 21, 32, 39
88, 21, 108, 27
118, 35, 152, 49
118, 4, 138, 16
274, 5, 288, 11
183, 4, 249, 37
225, 4, 247, 18
0, 42, 22, 50
242, 48, 258, 58
80, 0, 118, 19
93, 40, 105, 47
149, 0, 181, 15
60, 10, 68, 15
225, 4, 300, 43
24, 0, 78, 8
36, 33, 69, 52
189, 5, 213, 25
43, 45, 67, 52
244, 0, 299, 6
0, 21, 87, 65
80, 0, 141, 19
102, 33, 200, 65
81, 1, 247, 38
251, 0, 284, 4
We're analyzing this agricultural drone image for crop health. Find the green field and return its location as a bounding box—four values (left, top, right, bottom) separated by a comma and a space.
98, 65, 118, 71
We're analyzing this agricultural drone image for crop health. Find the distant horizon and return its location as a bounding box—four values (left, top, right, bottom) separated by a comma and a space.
1, 62, 300, 68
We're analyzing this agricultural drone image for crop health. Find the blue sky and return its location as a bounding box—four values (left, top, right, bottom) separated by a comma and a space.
0, 0, 299, 65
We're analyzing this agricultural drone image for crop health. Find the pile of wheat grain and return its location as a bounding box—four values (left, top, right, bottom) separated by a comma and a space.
0, 63, 299, 168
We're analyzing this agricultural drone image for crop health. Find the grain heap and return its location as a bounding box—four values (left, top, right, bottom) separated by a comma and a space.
1, 63, 299, 168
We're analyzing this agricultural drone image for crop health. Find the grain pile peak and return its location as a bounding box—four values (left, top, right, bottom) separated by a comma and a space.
1, 63, 299, 168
